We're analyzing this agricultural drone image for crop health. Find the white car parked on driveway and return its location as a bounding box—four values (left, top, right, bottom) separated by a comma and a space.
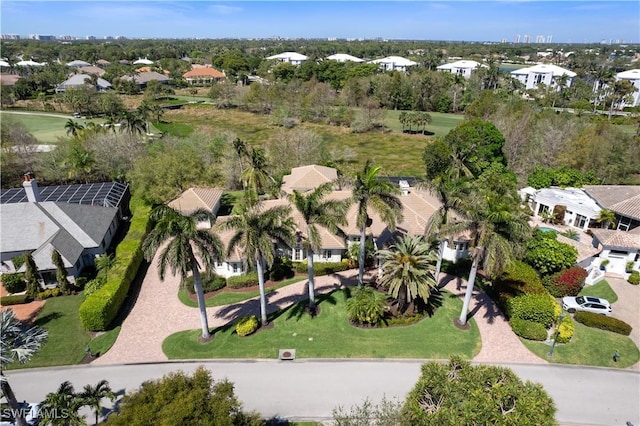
562, 296, 612, 316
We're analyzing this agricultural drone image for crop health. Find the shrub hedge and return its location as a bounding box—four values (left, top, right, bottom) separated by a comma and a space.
235, 315, 259, 336
227, 272, 259, 289
574, 311, 632, 336
36, 288, 62, 299
556, 314, 575, 343
1, 273, 26, 294
294, 260, 351, 276
184, 274, 226, 293
543, 266, 588, 297
0, 294, 31, 305
510, 318, 547, 341
628, 271, 640, 285
493, 261, 546, 312
79, 198, 152, 331
269, 262, 294, 281
506, 293, 556, 329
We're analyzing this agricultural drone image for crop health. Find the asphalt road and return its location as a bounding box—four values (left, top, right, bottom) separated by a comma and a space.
5, 360, 639, 425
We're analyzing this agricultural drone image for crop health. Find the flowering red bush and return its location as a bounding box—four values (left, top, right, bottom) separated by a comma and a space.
543, 266, 588, 297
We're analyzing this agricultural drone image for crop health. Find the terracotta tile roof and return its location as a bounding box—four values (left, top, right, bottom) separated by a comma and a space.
77, 66, 105, 76
281, 165, 338, 194
583, 185, 640, 221
183, 68, 225, 78
590, 228, 640, 250
213, 225, 244, 262
168, 187, 223, 216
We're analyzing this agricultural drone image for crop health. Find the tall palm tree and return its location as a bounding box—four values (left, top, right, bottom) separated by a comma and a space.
64, 119, 84, 136
217, 197, 295, 325
232, 137, 248, 176
119, 111, 146, 137
377, 234, 438, 313
350, 160, 403, 285
597, 209, 616, 229
40, 381, 86, 426
443, 193, 530, 326
241, 147, 274, 194
0, 310, 48, 426
142, 206, 224, 340
80, 380, 115, 426
289, 183, 348, 310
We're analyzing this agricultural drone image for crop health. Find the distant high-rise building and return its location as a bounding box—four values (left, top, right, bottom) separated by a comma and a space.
547, 35, 552, 43
523, 34, 531, 43
86, 36, 95, 40
29, 34, 55, 40
515, 34, 521, 43
1, 34, 20, 40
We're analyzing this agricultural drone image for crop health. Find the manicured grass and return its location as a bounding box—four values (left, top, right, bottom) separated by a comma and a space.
153, 120, 194, 137
579, 280, 618, 303
178, 276, 306, 308
163, 289, 481, 359
520, 322, 639, 368
7, 295, 90, 369
1, 111, 75, 143
384, 110, 465, 136
89, 326, 121, 357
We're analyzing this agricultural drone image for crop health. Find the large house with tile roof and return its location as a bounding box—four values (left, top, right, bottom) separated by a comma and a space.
183, 68, 226, 85
0, 175, 130, 284
168, 187, 224, 229
281, 164, 339, 195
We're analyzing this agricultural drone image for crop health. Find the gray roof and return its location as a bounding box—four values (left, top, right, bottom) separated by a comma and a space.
55, 74, 112, 92
583, 185, 640, 221
120, 71, 169, 85
66, 60, 91, 67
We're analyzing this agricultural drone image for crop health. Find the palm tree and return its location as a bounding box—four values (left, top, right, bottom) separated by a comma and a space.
443, 193, 530, 326
289, 182, 348, 311
217, 197, 295, 325
232, 137, 249, 177
350, 160, 403, 285
119, 111, 146, 136
377, 234, 438, 314
80, 380, 115, 426
0, 310, 48, 426
241, 147, 274, 194
40, 381, 86, 426
597, 209, 616, 229
142, 206, 224, 340
64, 119, 84, 136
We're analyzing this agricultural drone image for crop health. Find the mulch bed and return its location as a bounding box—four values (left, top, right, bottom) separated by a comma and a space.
184, 275, 304, 302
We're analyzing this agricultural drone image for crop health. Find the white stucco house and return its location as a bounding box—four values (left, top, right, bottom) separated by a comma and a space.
614, 69, 640, 108
325, 53, 364, 63
0, 175, 129, 284
133, 57, 154, 65
436, 60, 487, 79
524, 186, 601, 231
266, 52, 308, 66
369, 56, 417, 72
511, 64, 576, 91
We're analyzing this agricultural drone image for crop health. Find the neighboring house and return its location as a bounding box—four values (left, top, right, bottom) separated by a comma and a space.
281, 164, 338, 195
77, 65, 106, 77
168, 187, 224, 230
120, 71, 170, 87
436, 60, 487, 79
95, 59, 111, 68
583, 185, 640, 233
326, 53, 364, 63
524, 186, 601, 231
614, 69, 640, 108
16, 60, 45, 67
510, 64, 576, 91
183, 68, 226, 85
55, 74, 112, 93
66, 60, 91, 68
266, 52, 308, 65
0, 175, 130, 284
588, 228, 640, 276
133, 57, 154, 65
369, 56, 417, 72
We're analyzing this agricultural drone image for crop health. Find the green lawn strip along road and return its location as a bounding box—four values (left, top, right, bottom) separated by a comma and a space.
178, 276, 306, 308
164, 289, 480, 359
520, 322, 639, 368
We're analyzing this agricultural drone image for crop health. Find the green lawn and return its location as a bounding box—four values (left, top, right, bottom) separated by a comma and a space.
0, 111, 78, 143
520, 322, 639, 368
178, 276, 307, 308
164, 289, 481, 359
579, 280, 618, 303
384, 110, 465, 137
89, 326, 121, 357
7, 295, 90, 369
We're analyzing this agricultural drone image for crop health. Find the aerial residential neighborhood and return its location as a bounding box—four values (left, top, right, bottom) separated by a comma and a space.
0, 1, 639, 425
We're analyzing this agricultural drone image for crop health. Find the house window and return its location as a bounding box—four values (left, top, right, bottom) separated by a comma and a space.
575, 214, 588, 229
323, 250, 332, 259
618, 216, 631, 232
293, 249, 302, 261
456, 242, 468, 251
538, 204, 549, 215
535, 74, 543, 84
233, 264, 238, 273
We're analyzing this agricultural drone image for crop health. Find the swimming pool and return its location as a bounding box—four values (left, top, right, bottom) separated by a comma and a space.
538, 227, 557, 233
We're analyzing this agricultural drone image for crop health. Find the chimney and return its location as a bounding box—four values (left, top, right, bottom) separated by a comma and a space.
23, 173, 42, 202
398, 180, 410, 196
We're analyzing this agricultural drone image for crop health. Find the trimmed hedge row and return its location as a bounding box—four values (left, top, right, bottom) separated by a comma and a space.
543, 266, 588, 297
506, 293, 556, 329
0, 294, 31, 305
493, 261, 546, 311
227, 272, 259, 289
574, 311, 632, 336
294, 260, 351, 276
510, 318, 547, 341
79, 199, 152, 331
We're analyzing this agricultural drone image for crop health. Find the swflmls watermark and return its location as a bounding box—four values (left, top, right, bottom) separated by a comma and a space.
2, 405, 71, 421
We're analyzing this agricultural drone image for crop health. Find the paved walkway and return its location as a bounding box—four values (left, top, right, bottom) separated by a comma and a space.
603, 277, 640, 370
95, 248, 547, 365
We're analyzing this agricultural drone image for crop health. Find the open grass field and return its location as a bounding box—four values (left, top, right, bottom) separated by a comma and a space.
1, 111, 76, 143
520, 322, 639, 368
163, 288, 481, 360
7, 294, 90, 369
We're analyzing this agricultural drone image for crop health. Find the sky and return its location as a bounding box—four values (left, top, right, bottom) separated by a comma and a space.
1, 1, 639, 44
